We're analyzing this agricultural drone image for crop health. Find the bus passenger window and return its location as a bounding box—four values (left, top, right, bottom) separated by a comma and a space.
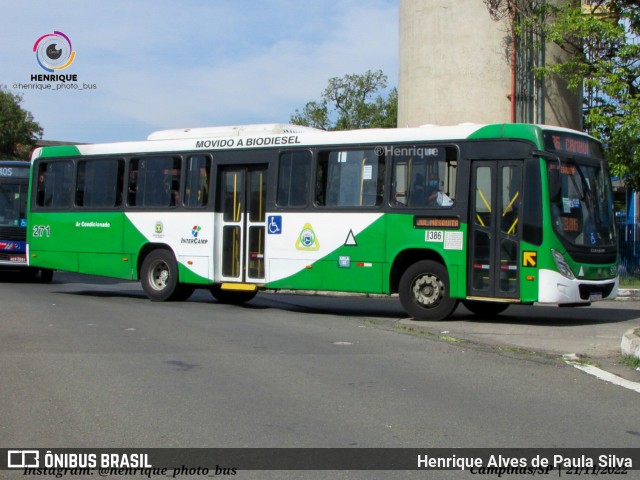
184, 155, 211, 208
76, 158, 124, 208
390, 145, 456, 208
277, 151, 311, 208
315, 149, 383, 208
128, 161, 139, 206
128, 156, 181, 208
35, 160, 74, 208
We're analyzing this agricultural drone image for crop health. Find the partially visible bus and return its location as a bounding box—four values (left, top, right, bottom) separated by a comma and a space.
27, 123, 618, 320
0, 161, 30, 268
0, 160, 53, 281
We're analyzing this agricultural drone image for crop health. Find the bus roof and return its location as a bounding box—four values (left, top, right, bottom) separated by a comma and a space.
32, 123, 599, 159
146, 123, 325, 140
0, 160, 31, 166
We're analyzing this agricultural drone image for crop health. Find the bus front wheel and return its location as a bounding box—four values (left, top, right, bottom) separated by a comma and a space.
140, 250, 179, 302
399, 260, 458, 321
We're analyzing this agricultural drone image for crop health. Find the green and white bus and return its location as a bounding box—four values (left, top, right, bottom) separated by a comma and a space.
28, 123, 618, 320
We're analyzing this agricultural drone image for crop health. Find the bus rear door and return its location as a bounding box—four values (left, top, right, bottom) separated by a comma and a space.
217, 165, 267, 285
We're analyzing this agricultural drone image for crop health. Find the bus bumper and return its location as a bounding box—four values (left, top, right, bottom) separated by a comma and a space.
0, 254, 28, 268
538, 269, 618, 304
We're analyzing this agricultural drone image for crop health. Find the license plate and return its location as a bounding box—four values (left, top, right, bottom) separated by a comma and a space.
590, 292, 603, 302
9, 256, 26, 263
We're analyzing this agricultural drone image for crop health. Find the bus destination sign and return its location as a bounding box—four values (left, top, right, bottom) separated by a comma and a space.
543, 131, 603, 159
0, 166, 30, 178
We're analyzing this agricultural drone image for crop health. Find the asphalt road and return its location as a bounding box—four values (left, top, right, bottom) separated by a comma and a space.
1, 272, 639, 479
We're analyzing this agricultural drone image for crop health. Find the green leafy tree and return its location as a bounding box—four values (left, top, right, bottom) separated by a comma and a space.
290, 100, 330, 130
291, 70, 397, 130
536, 0, 639, 188
0, 86, 43, 160
485, 0, 640, 189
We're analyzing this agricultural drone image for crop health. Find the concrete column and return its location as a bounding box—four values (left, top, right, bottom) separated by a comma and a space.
398, 0, 581, 129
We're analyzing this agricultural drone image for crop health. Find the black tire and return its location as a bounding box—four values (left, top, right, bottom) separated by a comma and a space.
462, 300, 510, 317
140, 250, 179, 302
398, 260, 458, 321
39, 268, 54, 283
209, 284, 257, 304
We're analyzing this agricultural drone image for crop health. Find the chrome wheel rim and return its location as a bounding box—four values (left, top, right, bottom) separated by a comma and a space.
149, 260, 170, 291
411, 274, 443, 307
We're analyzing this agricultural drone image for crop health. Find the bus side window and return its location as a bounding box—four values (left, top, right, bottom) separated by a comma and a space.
36, 160, 73, 208
277, 151, 311, 208
76, 158, 124, 208
391, 145, 457, 208
315, 149, 383, 208
184, 155, 211, 208
129, 156, 181, 208
36, 163, 47, 206
128, 160, 139, 207
523, 158, 542, 245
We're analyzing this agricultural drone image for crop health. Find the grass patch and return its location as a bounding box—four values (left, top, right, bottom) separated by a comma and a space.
620, 355, 640, 370
395, 324, 466, 343
439, 334, 465, 343
496, 345, 539, 357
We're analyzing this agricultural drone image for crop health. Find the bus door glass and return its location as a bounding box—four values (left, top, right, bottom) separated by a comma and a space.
219, 165, 267, 283
469, 161, 522, 299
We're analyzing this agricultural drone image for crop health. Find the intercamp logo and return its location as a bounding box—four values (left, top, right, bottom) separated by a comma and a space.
181, 226, 208, 245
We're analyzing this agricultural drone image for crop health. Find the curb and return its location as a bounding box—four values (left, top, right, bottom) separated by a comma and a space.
621, 328, 640, 359
617, 289, 640, 298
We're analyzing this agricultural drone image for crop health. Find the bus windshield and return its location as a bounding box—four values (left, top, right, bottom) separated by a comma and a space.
547, 158, 615, 248
0, 182, 28, 227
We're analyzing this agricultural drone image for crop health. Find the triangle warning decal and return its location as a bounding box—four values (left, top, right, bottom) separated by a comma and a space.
344, 229, 357, 246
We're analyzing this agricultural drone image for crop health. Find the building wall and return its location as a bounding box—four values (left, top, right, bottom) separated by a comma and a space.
398, 0, 582, 129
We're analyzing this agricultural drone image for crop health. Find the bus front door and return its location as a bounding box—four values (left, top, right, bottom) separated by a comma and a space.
468, 161, 523, 300
218, 165, 267, 284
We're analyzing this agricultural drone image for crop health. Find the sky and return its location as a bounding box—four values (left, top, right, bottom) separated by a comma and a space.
1, 0, 398, 144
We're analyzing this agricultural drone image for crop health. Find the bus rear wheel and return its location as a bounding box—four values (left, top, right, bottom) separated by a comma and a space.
462, 300, 510, 317
140, 250, 179, 302
399, 260, 458, 321
209, 284, 257, 304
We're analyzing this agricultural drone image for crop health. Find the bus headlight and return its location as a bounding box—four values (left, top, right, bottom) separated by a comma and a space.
552, 249, 575, 280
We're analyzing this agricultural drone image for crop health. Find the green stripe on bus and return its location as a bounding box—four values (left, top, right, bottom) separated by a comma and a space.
37, 145, 82, 158
468, 124, 542, 146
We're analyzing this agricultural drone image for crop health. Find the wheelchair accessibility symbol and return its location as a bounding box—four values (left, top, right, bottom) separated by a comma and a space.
267, 215, 282, 234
